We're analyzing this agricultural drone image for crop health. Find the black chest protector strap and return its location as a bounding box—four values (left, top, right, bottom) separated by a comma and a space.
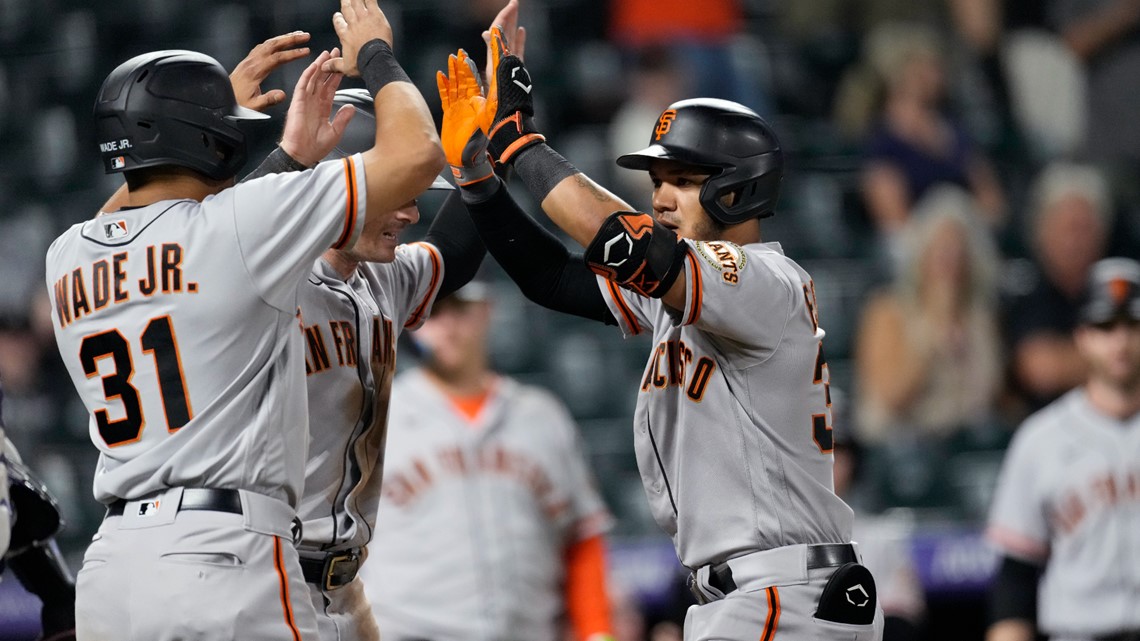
585, 212, 688, 298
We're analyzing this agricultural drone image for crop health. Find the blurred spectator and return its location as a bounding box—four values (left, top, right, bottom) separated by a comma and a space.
854, 186, 1004, 444
833, 432, 926, 641
1004, 162, 1111, 412
607, 0, 769, 115
607, 46, 687, 211
1050, 0, 1140, 175
843, 23, 1005, 249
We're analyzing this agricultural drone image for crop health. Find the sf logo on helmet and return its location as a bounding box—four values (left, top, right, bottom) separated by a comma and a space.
655, 110, 677, 141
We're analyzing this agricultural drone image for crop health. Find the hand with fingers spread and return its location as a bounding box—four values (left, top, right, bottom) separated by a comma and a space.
485, 25, 545, 166
437, 49, 494, 187
279, 49, 355, 167
481, 0, 527, 90
324, 0, 394, 77
229, 31, 313, 111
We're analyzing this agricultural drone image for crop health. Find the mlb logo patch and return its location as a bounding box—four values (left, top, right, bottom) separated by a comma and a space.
111, 156, 126, 169
103, 220, 129, 240
137, 500, 160, 516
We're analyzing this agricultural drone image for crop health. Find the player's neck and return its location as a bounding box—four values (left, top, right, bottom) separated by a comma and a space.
1085, 379, 1140, 421
322, 249, 359, 280
126, 174, 230, 207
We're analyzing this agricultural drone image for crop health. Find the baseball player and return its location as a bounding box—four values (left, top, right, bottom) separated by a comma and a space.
986, 257, 1140, 641
242, 87, 486, 641
438, 30, 884, 640
45, 3, 444, 639
359, 282, 615, 641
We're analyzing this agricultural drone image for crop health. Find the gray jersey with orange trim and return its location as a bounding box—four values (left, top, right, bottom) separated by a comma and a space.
295, 241, 444, 553
598, 239, 853, 569
359, 369, 613, 641
45, 156, 365, 508
986, 388, 1140, 637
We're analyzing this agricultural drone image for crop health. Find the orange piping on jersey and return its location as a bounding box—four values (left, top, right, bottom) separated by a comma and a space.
405, 242, 442, 328
605, 279, 641, 335
761, 586, 780, 641
334, 158, 359, 250
684, 251, 702, 325
564, 535, 613, 641
273, 536, 303, 641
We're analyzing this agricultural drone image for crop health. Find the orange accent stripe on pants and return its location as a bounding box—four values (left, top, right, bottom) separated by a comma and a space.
760, 586, 780, 641
273, 536, 303, 641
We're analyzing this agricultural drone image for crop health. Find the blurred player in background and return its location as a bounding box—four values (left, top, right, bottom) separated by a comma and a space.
986, 257, 1140, 641
360, 280, 615, 641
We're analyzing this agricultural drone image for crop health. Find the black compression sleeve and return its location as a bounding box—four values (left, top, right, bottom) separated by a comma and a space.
423, 189, 486, 298
241, 146, 309, 182
989, 555, 1041, 624
463, 180, 616, 325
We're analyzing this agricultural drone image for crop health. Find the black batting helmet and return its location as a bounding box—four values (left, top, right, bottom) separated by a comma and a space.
616, 98, 783, 225
328, 88, 452, 190
94, 50, 269, 181
1079, 257, 1140, 325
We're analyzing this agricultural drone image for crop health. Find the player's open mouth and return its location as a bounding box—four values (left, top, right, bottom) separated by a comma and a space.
383, 232, 398, 240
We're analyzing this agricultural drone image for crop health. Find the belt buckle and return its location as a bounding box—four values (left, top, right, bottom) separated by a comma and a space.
323, 552, 359, 591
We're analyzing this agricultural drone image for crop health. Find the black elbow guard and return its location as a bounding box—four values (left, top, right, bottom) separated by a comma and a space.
584, 212, 687, 298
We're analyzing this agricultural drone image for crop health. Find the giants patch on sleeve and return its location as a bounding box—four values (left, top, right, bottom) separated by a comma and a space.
695, 241, 747, 285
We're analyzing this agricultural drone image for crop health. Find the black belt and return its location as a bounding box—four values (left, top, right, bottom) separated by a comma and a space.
106, 488, 243, 517
697, 543, 858, 600
299, 549, 362, 591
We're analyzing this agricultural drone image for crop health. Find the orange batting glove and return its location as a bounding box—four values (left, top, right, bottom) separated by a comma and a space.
485, 26, 545, 166
436, 49, 494, 187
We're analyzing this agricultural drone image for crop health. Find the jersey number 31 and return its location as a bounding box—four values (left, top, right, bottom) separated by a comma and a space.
79, 315, 192, 447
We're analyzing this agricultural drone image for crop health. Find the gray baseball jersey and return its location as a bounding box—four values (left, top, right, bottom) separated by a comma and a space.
296, 242, 444, 553
597, 240, 854, 568
360, 369, 613, 641
48, 157, 364, 641
987, 388, 1140, 637
46, 157, 365, 508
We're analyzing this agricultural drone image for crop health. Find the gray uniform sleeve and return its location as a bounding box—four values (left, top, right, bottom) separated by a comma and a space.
231, 155, 367, 310
986, 422, 1051, 562
676, 241, 794, 348
357, 241, 444, 331
0, 433, 13, 558
538, 392, 614, 543
596, 275, 653, 338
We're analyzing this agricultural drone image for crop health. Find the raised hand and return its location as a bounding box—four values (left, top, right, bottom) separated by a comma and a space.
280, 49, 356, 167
437, 49, 494, 186
485, 26, 544, 166
323, 0, 394, 77
229, 31, 312, 111
482, 0, 527, 89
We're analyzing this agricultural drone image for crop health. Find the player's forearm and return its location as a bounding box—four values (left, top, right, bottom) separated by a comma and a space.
511, 143, 632, 248
462, 178, 615, 324
424, 189, 486, 298
360, 42, 445, 214
564, 535, 614, 641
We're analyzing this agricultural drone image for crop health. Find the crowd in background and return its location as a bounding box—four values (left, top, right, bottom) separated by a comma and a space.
2, 0, 1140, 639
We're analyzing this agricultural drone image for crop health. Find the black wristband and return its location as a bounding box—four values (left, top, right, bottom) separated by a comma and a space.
513, 143, 578, 203
358, 39, 410, 96
242, 146, 310, 182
